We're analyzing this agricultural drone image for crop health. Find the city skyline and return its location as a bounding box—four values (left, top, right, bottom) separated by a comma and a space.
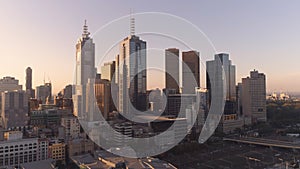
1, 1, 300, 94
1, 2, 300, 168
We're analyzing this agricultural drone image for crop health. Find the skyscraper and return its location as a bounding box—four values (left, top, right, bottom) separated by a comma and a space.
75, 21, 96, 86
25, 67, 32, 90
165, 48, 180, 93
73, 20, 97, 120
206, 54, 243, 133
1, 90, 29, 129
206, 53, 236, 102
26, 67, 35, 98
182, 50, 200, 94
118, 35, 147, 114
241, 70, 267, 123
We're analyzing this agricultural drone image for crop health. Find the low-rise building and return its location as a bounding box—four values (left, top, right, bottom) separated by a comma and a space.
0, 137, 48, 167
48, 142, 66, 162
68, 138, 94, 157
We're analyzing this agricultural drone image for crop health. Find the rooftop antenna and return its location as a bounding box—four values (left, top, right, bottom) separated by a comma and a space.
82, 19, 90, 38
43, 72, 45, 84
130, 9, 135, 35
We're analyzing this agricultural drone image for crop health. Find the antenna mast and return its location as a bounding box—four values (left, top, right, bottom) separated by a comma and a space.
43, 72, 45, 84
82, 19, 90, 38
130, 9, 135, 35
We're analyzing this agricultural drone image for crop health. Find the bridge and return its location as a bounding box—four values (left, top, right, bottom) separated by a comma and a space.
223, 137, 300, 149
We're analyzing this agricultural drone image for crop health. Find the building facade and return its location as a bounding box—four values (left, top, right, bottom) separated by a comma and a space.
61, 116, 80, 140
0, 137, 48, 167
68, 138, 94, 157
101, 61, 116, 82
241, 70, 267, 123
73, 20, 97, 120
182, 50, 200, 94
95, 79, 113, 120
36, 83, 52, 104
165, 48, 180, 93
1, 90, 29, 129
118, 35, 147, 114
29, 109, 61, 128
25, 67, 35, 98
48, 142, 66, 161
0, 76, 22, 92
114, 122, 133, 146
206, 53, 241, 133
206, 53, 236, 101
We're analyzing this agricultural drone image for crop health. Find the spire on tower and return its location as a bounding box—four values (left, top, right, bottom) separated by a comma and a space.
82, 19, 90, 38
130, 9, 135, 35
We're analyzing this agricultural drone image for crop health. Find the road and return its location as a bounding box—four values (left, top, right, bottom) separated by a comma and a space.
224, 137, 300, 149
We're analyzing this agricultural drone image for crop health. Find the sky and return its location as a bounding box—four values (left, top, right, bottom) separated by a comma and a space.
0, 0, 300, 94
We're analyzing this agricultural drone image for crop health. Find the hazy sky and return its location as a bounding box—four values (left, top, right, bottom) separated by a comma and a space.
0, 0, 300, 94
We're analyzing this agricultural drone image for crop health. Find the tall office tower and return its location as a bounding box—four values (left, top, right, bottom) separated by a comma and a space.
118, 35, 147, 114
206, 54, 243, 134
101, 61, 116, 82
165, 48, 180, 93
25, 67, 35, 98
1, 90, 29, 129
0, 76, 22, 92
182, 50, 200, 94
95, 78, 113, 120
75, 21, 96, 86
36, 82, 52, 104
73, 20, 97, 120
241, 70, 267, 123
25, 67, 32, 90
207, 53, 236, 101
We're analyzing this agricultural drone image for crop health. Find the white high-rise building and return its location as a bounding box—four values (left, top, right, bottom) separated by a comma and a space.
73, 20, 97, 121
118, 35, 147, 114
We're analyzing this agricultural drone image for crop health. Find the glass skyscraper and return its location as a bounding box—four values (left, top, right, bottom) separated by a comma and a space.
206, 53, 236, 102
118, 35, 147, 114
